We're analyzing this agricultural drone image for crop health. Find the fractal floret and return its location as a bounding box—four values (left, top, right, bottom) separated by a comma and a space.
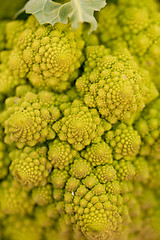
0, 51, 26, 96
135, 98, 160, 159
97, 0, 160, 89
8, 16, 85, 92
76, 46, 158, 123
9, 145, 52, 188
0, 0, 160, 240
53, 99, 111, 150
1, 91, 61, 148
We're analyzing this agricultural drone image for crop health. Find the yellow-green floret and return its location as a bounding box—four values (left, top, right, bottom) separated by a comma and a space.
50, 169, 69, 189
3, 216, 43, 240
64, 161, 130, 240
97, 0, 160, 89
6, 20, 25, 49
105, 123, 141, 160
0, 51, 27, 96
2, 91, 61, 148
70, 158, 92, 179
32, 184, 53, 206
53, 100, 110, 150
9, 145, 52, 188
8, 16, 85, 92
34, 204, 57, 228
94, 164, 117, 183
0, 177, 33, 215
133, 156, 149, 183
81, 140, 113, 166
134, 98, 160, 158
76, 46, 158, 123
48, 147, 138, 239
48, 138, 78, 170
147, 158, 160, 191
113, 160, 135, 181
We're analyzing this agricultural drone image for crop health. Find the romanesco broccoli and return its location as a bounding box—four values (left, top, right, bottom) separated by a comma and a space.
0, 1, 160, 240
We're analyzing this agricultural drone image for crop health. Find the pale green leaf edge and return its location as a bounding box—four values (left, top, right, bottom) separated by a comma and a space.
15, 0, 107, 33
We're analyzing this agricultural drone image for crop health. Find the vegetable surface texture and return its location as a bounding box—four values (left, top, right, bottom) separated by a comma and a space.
0, 0, 160, 240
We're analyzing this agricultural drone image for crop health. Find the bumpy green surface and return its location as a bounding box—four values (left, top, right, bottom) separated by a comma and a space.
105, 123, 141, 160
0, 177, 33, 215
53, 100, 111, 150
2, 91, 61, 148
0, 5, 160, 240
6, 20, 25, 49
0, 51, 26, 96
8, 16, 84, 92
76, 46, 158, 123
97, 0, 160, 90
135, 98, 160, 158
9, 146, 52, 188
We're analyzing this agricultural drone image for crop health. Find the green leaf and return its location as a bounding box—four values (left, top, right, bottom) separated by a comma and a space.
17, 0, 107, 33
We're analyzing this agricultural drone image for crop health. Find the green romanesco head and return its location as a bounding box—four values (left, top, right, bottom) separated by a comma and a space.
2, 91, 61, 148
0, 177, 33, 215
134, 98, 160, 158
48, 138, 78, 170
0, 54, 26, 96
81, 140, 113, 166
48, 137, 141, 239
53, 100, 110, 150
105, 123, 141, 160
32, 184, 53, 206
76, 46, 158, 123
133, 156, 149, 183
0, 69, 25, 96
9, 145, 52, 188
8, 16, 85, 92
113, 160, 135, 181
6, 20, 25, 49
97, 0, 160, 90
